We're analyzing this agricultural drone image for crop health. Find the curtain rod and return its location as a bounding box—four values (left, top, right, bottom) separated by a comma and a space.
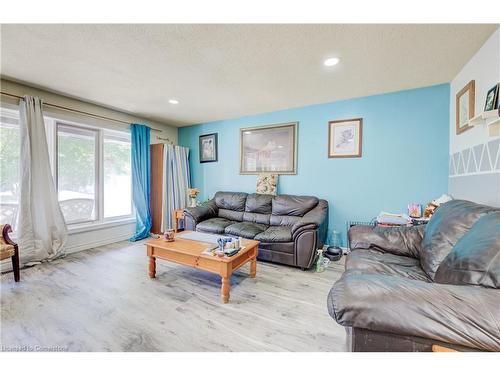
0, 91, 163, 133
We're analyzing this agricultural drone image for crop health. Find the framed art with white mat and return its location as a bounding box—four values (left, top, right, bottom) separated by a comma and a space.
328, 118, 363, 158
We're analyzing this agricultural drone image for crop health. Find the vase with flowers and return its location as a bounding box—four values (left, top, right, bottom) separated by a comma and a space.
187, 188, 200, 207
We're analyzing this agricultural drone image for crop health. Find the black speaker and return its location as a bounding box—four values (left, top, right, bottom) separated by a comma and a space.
325, 246, 342, 261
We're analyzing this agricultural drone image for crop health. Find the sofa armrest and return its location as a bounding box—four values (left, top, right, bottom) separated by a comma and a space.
349, 224, 425, 258
291, 200, 328, 242
327, 272, 500, 351
183, 200, 218, 225
292, 222, 318, 237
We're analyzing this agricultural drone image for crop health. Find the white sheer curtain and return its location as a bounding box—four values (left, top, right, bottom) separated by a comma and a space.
161, 145, 190, 232
17, 96, 67, 265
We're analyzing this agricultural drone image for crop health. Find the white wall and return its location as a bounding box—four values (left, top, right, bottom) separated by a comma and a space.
0, 79, 177, 270
449, 27, 500, 206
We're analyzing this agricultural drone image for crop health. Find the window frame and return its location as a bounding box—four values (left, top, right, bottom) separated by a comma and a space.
51, 119, 134, 228
1, 105, 135, 233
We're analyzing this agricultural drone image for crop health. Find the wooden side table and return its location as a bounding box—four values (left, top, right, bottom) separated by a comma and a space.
173, 209, 185, 233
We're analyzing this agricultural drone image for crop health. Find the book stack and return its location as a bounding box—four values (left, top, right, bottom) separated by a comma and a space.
376, 211, 412, 227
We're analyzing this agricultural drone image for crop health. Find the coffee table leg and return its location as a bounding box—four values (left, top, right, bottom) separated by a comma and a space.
221, 277, 230, 303
149, 256, 156, 278
250, 257, 257, 278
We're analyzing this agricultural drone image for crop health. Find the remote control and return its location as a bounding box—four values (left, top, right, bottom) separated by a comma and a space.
225, 248, 240, 257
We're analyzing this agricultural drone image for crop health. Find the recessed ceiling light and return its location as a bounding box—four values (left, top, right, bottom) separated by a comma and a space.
244, 131, 252, 135
168, 99, 179, 105
323, 57, 340, 67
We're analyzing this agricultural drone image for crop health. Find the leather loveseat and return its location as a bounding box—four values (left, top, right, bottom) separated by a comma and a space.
184, 191, 328, 269
327, 199, 500, 351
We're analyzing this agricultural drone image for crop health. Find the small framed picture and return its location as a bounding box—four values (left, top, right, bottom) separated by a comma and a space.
484, 83, 499, 112
456, 80, 475, 135
328, 118, 363, 158
199, 133, 218, 163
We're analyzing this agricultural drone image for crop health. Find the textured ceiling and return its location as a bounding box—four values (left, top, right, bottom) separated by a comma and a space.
0, 24, 497, 126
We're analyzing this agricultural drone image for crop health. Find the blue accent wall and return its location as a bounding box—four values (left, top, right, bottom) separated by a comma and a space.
179, 84, 450, 245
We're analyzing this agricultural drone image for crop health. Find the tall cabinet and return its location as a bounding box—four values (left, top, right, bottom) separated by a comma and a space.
150, 143, 164, 234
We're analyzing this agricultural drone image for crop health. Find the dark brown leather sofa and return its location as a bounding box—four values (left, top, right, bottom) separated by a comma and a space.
327, 199, 500, 352
184, 191, 328, 269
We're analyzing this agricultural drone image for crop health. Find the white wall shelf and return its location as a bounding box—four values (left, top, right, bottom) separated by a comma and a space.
468, 109, 499, 127
466, 109, 500, 136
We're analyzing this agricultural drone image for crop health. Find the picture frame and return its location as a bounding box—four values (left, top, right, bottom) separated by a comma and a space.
456, 80, 475, 135
199, 133, 218, 163
484, 83, 499, 112
240, 122, 298, 175
328, 118, 363, 158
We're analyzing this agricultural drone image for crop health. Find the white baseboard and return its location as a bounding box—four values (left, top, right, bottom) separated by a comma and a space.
64, 233, 132, 254
0, 226, 133, 273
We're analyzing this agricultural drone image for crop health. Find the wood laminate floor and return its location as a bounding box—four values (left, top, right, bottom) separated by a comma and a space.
0, 240, 346, 351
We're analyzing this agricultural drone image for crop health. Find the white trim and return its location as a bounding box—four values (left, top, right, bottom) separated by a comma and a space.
1, 223, 136, 273
68, 217, 136, 234
64, 232, 134, 255
97, 127, 104, 222
1, 232, 134, 272
449, 170, 500, 177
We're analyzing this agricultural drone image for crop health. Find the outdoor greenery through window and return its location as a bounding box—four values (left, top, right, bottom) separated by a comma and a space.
0, 108, 20, 228
57, 124, 98, 224
0, 105, 133, 229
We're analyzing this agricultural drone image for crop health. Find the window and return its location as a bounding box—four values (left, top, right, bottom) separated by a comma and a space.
103, 131, 132, 218
57, 124, 98, 224
0, 105, 133, 229
52, 121, 133, 225
0, 108, 20, 229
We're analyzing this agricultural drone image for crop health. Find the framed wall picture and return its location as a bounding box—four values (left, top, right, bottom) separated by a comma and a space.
484, 83, 499, 112
240, 122, 298, 175
328, 118, 363, 158
199, 133, 218, 163
456, 80, 475, 135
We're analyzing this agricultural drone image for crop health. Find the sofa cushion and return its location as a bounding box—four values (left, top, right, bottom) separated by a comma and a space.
269, 215, 302, 227
218, 209, 244, 222
242, 212, 271, 225
271, 194, 318, 217
435, 212, 500, 288
420, 200, 498, 280
224, 222, 268, 238
349, 225, 425, 259
196, 218, 236, 234
255, 226, 293, 243
327, 272, 500, 351
214, 192, 247, 211
245, 193, 273, 214
346, 249, 431, 282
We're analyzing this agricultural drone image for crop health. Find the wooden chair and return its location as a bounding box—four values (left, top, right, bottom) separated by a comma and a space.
1, 224, 20, 282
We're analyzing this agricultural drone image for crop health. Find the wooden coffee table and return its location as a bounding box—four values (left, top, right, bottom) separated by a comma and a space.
145, 231, 259, 303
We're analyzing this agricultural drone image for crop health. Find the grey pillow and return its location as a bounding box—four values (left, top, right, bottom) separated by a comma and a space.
434, 212, 500, 288
420, 200, 497, 279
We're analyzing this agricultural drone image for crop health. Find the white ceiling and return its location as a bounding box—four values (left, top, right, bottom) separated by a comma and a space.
1, 24, 497, 127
